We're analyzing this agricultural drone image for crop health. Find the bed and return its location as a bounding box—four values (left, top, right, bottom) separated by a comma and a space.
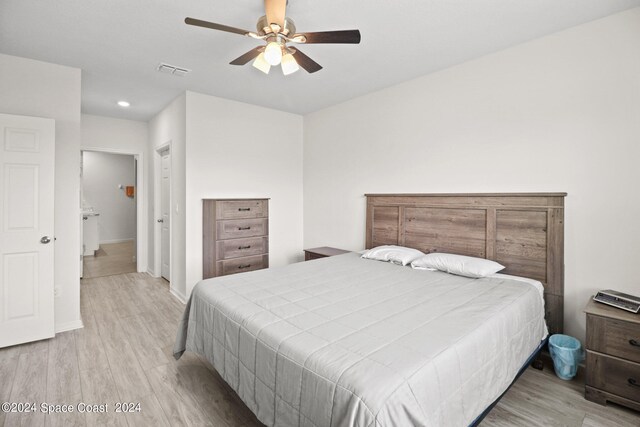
175, 193, 566, 426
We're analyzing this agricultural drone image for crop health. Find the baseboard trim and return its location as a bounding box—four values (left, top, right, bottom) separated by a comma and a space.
170, 288, 187, 304
55, 319, 84, 333
99, 238, 135, 245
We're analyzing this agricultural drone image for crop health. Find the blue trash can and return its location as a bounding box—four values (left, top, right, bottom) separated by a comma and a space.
548, 334, 584, 380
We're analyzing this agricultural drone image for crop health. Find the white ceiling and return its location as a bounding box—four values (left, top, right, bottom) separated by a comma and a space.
1, 0, 639, 121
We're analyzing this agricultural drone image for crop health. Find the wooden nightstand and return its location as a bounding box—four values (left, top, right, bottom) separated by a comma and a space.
304, 247, 351, 261
584, 298, 640, 411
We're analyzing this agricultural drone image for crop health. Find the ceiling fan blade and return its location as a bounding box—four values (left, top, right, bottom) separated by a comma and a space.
185, 17, 250, 36
230, 47, 264, 65
290, 48, 322, 74
264, 0, 286, 28
293, 30, 361, 44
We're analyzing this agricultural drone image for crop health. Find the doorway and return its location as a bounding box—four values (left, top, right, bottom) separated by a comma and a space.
81, 150, 140, 278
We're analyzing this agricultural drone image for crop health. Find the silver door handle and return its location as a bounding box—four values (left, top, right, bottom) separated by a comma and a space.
40, 236, 51, 244
157, 219, 164, 223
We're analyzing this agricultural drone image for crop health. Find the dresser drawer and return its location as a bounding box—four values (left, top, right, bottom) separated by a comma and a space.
216, 255, 268, 276
587, 315, 640, 364
216, 200, 267, 220
216, 218, 268, 240
216, 237, 268, 260
587, 351, 640, 402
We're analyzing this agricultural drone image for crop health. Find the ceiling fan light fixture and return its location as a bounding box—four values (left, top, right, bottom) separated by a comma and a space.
252, 53, 271, 74
185, 3, 361, 75
281, 52, 299, 75
264, 41, 283, 66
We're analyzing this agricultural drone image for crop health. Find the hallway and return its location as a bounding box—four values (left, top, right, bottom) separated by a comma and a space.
82, 241, 137, 278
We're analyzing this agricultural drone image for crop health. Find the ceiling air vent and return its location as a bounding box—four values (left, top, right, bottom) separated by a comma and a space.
157, 63, 191, 76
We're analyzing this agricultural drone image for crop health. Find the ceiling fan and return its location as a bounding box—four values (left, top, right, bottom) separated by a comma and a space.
185, 0, 361, 75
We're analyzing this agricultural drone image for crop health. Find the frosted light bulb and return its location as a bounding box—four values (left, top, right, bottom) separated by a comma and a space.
252, 53, 271, 74
264, 42, 283, 66
281, 53, 299, 76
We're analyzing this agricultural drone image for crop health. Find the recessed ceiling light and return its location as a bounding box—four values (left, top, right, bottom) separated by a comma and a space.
117, 100, 130, 107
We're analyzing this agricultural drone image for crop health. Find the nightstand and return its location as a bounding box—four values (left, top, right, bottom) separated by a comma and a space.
584, 298, 640, 411
304, 246, 351, 261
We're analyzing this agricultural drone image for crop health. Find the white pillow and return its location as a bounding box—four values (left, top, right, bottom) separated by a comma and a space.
361, 245, 425, 266
410, 253, 505, 278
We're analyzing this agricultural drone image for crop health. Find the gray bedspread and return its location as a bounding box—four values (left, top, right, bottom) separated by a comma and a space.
174, 253, 547, 427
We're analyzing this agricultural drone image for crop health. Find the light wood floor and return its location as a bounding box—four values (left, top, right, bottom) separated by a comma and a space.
83, 241, 137, 279
0, 273, 638, 427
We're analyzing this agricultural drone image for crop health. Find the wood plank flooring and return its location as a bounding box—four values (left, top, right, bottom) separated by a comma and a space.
0, 272, 638, 426
82, 241, 137, 278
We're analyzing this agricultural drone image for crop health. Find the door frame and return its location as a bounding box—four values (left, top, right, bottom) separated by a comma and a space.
80, 146, 147, 273
154, 142, 176, 297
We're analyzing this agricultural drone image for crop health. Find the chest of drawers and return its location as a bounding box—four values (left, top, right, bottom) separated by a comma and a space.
585, 299, 640, 411
203, 199, 269, 279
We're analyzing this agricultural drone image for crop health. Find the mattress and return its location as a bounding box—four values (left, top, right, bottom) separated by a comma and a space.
174, 253, 548, 427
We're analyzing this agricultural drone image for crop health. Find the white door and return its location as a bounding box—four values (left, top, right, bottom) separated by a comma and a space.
160, 152, 170, 281
0, 113, 55, 348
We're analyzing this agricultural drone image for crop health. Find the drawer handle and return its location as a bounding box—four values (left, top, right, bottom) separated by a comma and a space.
238, 227, 251, 230
238, 264, 251, 269
630, 339, 640, 348
629, 378, 640, 388
238, 208, 251, 211
238, 245, 251, 250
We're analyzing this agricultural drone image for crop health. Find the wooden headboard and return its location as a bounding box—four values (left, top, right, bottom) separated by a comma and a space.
365, 193, 566, 334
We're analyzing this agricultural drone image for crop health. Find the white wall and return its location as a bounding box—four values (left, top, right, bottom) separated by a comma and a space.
81, 114, 148, 153
82, 151, 136, 243
81, 113, 149, 270
149, 91, 304, 300
303, 8, 640, 344
148, 94, 186, 300
184, 91, 304, 296
0, 53, 82, 332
